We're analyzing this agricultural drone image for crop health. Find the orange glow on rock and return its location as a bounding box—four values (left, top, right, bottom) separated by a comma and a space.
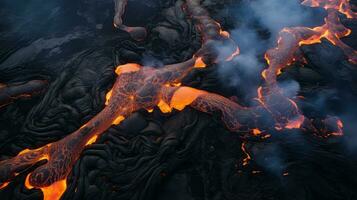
18, 148, 32, 156
171, 82, 182, 87
284, 100, 305, 129
194, 57, 206, 68
85, 135, 98, 146
220, 30, 230, 38
112, 115, 125, 125
0, 182, 9, 189
285, 114, 305, 129
25, 175, 33, 189
105, 89, 113, 106
241, 142, 251, 166
252, 128, 262, 136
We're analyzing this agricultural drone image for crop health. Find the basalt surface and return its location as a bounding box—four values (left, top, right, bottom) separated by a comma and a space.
0, 0, 357, 200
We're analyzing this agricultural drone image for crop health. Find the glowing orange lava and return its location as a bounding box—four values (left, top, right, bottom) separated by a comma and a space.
302, 0, 357, 19
0, 1, 355, 200
25, 175, 67, 200
0, 182, 9, 189
194, 57, 206, 68
252, 128, 262, 136
170, 87, 208, 111
241, 142, 251, 166
260, 0, 356, 130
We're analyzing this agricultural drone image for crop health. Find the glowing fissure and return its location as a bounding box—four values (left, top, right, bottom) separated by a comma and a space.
0, 1, 356, 200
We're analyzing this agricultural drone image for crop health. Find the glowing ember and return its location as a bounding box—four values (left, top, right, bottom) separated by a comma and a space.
0, 182, 9, 189
220, 30, 230, 38
285, 114, 305, 129
194, 57, 206, 68
241, 142, 251, 166
85, 135, 98, 146
252, 128, 262, 136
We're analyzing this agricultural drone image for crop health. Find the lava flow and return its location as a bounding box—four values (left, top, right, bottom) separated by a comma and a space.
263, 1, 357, 86
113, 0, 147, 41
259, 0, 356, 129
0, 0, 356, 200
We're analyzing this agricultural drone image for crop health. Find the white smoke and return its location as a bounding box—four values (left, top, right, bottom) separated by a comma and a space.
216, 0, 322, 103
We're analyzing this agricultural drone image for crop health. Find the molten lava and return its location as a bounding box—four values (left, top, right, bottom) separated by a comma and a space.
264, 0, 357, 87
302, 0, 357, 19
260, 0, 355, 129
25, 175, 67, 200
194, 57, 207, 68
252, 128, 262, 136
0, 1, 355, 200
241, 142, 251, 166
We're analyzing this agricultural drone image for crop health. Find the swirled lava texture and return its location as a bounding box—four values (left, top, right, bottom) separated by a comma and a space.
0, 0, 355, 200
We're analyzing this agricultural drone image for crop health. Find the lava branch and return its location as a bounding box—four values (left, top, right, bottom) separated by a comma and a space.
184, 0, 240, 63
0, 58, 270, 199
302, 0, 357, 19
113, 0, 147, 41
0, 1, 242, 198
263, 9, 357, 86
0, 0, 356, 200
0, 80, 48, 109
258, 0, 357, 129
0, 58, 342, 200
